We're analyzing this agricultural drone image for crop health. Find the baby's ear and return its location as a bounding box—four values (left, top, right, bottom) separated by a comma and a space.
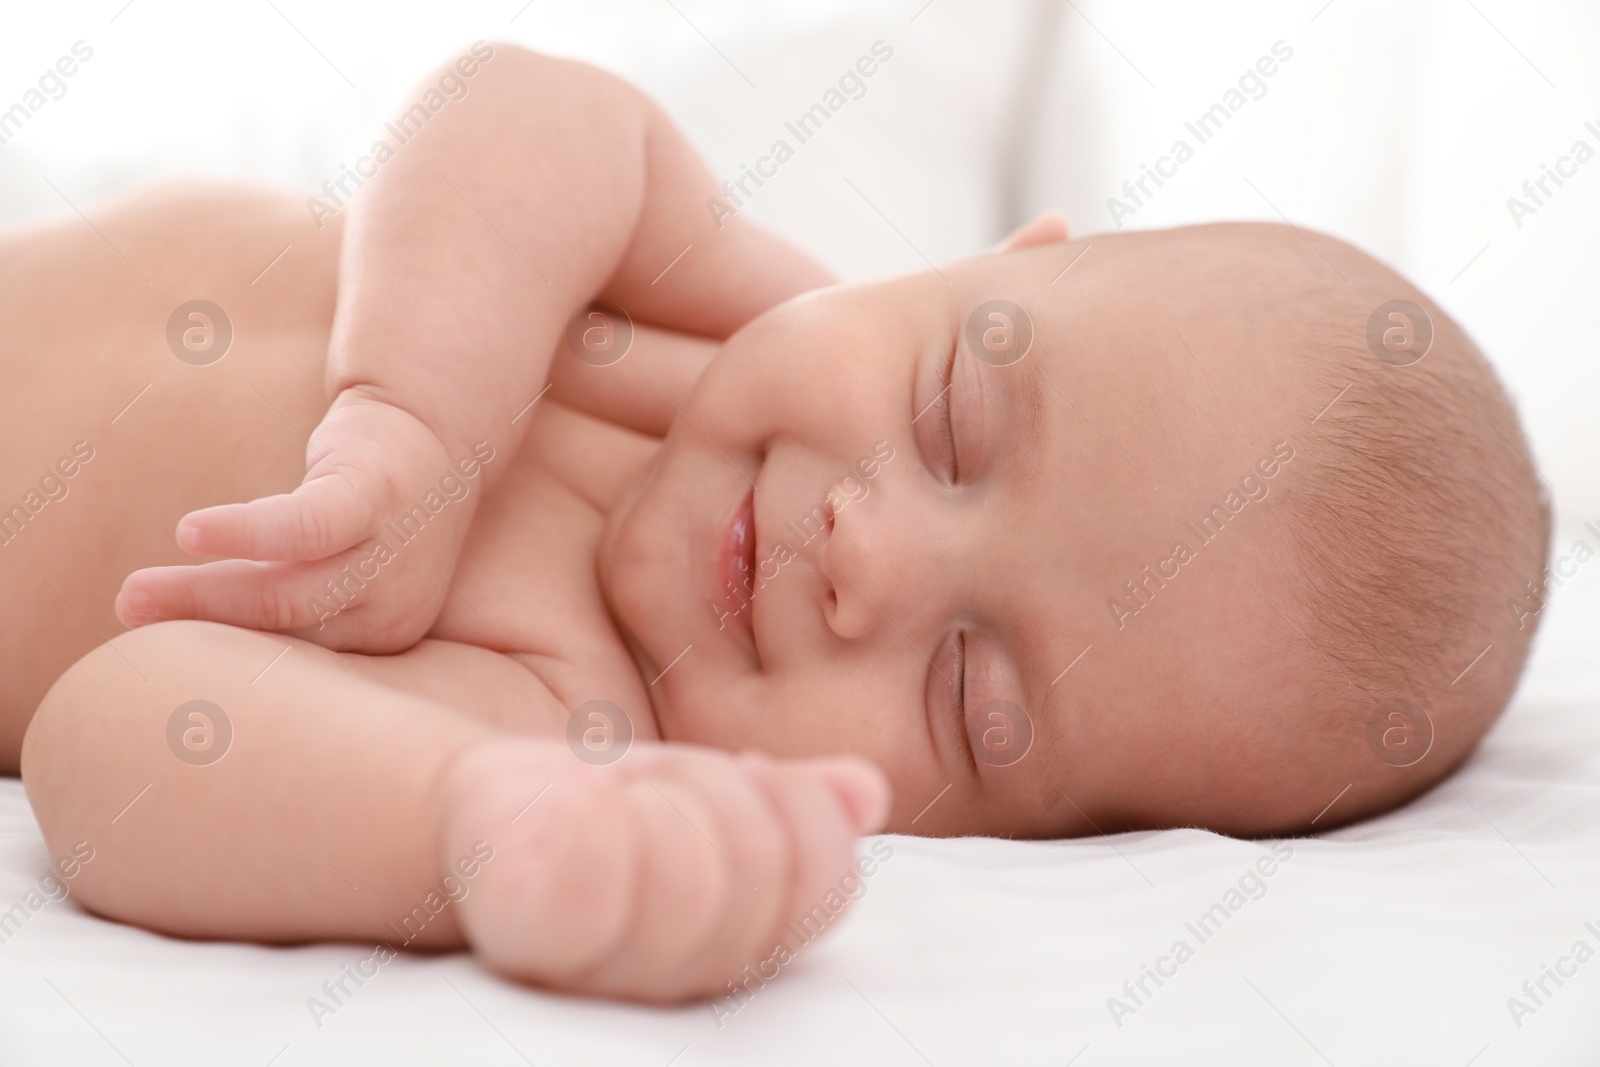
997, 212, 1070, 252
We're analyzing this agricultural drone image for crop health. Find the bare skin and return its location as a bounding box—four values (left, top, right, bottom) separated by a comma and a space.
0, 177, 705, 762
0, 182, 333, 768
16, 45, 1541, 1007
15, 177, 893, 1002
18, 48, 904, 1006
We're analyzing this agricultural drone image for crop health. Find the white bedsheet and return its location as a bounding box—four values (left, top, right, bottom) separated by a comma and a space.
2, 541, 1597, 1066
1, 5, 1597, 1063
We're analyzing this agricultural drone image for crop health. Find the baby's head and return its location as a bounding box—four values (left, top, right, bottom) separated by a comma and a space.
599, 219, 1549, 838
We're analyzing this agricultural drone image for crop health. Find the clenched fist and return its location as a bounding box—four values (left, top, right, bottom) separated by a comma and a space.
437, 738, 891, 1003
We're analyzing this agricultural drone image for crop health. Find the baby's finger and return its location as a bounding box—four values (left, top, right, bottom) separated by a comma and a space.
647, 754, 793, 995
577, 777, 735, 1000
791, 756, 890, 836
752, 759, 888, 955
458, 762, 642, 985
116, 558, 350, 634
176, 474, 375, 562
582, 755, 791, 999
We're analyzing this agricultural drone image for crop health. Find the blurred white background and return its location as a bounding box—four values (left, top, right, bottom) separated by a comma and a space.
1, 0, 1594, 526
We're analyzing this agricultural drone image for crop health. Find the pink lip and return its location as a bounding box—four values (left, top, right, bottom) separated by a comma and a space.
718, 486, 757, 641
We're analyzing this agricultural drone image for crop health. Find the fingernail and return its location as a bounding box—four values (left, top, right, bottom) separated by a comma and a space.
176, 524, 203, 553
124, 590, 157, 619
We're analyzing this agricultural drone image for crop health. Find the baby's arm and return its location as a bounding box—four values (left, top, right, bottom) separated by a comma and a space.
117, 46, 832, 651
23, 622, 886, 1002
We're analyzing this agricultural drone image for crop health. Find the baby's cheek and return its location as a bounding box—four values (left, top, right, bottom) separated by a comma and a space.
682, 672, 916, 771
787, 690, 929, 802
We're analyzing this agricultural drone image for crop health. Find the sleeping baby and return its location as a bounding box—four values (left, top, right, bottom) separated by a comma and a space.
18, 44, 1548, 1003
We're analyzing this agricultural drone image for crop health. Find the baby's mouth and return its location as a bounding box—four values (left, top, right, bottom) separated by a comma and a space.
717, 486, 758, 642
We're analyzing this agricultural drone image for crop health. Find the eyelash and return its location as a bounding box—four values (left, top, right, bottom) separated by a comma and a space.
924, 629, 971, 768
951, 631, 967, 719
945, 630, 969, 759
931, 344, 959, 482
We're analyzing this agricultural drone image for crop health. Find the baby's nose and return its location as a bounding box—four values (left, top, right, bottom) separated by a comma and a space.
823, 568, 878, 641
817, 486, 928, 641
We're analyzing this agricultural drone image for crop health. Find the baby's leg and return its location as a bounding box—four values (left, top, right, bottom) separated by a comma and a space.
22, 621, 886, 1001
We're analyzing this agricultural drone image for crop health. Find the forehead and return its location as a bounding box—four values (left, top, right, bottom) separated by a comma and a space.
934, 241, 1292, 813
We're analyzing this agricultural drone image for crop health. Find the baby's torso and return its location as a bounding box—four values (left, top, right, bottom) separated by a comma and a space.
428, 390, 667, 739
0, 182, 716, 760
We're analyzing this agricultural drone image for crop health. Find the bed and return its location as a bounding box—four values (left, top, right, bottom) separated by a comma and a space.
3, 555, 1597, 1064
1, 2, 1596, 1064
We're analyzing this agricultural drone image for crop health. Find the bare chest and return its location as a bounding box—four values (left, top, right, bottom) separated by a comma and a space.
428, 400, 661, 736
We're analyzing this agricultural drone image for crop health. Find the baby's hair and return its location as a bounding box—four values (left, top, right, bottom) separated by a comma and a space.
1280, 259, 1550, 811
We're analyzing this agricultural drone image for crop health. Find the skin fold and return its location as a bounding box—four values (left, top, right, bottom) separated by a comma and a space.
14, 46, 1501, 1003
16, 49, 895, 1004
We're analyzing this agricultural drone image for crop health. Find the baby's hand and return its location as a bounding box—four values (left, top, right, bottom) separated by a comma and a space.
440, 739, 890, 1003
116, 389, 480, 652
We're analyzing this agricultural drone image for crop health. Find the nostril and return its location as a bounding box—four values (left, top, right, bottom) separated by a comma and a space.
826, 586, 838, 611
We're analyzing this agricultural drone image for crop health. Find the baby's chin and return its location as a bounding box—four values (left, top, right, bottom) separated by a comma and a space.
591, 436, 736, 739
593, 449, 673, 676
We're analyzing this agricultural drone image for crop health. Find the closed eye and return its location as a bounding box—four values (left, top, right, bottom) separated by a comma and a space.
926, 629, 972, 770
913, 342, 960, 482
